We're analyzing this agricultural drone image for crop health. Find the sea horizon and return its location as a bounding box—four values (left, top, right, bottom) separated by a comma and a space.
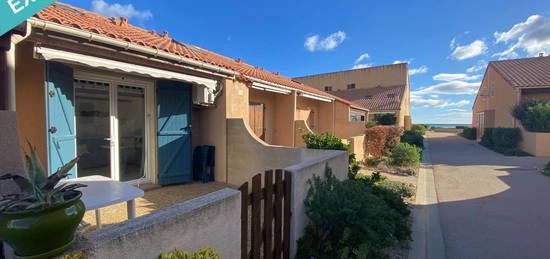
425, 123, 471, 128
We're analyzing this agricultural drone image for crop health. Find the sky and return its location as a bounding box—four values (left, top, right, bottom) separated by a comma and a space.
62, 0, 550, 124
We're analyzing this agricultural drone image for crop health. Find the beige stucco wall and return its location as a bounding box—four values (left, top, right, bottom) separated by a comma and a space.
296, 96, 320, 132
519, 127, 550, 157
318, 101, 335, 134
294, 63, 408, 92
348, 135, 366, 162
334, 102, 366, 140
226, 118, 336, 186
61, 189, 241, 259
285, 150, 348, 257
15, 41, 47, 166
473, 66, 519, 136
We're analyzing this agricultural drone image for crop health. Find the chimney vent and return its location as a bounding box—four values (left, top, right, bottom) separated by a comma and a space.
539, 53, 544, 57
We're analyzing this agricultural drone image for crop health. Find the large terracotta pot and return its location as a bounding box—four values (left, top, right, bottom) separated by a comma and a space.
0, 191, 85, 259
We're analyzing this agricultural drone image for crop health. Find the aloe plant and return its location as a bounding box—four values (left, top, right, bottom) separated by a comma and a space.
0, 144, 86, 212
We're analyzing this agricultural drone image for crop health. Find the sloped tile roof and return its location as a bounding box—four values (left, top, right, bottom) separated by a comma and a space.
330, 85, 405, 112
490, 55, 550, 88
33, 2, 366, 110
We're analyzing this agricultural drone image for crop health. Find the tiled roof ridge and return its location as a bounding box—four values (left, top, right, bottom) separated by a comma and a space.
488, 55, 550, 88
34, 2, 368, 110
293, 63, 408, 79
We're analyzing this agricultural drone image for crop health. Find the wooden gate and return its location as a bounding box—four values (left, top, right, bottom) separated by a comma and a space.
239, 169, 292, 259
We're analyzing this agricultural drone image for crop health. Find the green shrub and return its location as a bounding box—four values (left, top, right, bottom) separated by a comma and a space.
302, 132, 359, 178
401, 130, 424, 148
366, 120, 378, 128
158, 247, 220, 259
460, 127, 477, 140
480, 128, 527, 156
512, 99, 550, 132
376, 180, 416, 199
389, 143, 421, 168
384, 126, 404, 153
302, 132, 349, 151
374, 113, 397, 125
543, 162, 550, 177
296, 168, 410, 259
411, 124, 428, 135
456, 126, 468, 129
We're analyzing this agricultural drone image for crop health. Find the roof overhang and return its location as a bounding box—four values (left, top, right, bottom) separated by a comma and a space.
35, 46, 219, 105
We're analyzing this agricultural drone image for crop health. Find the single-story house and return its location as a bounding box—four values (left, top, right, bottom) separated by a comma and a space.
1, 2, 368, 187
293, 63, 411, 129
472, 54, 550, 156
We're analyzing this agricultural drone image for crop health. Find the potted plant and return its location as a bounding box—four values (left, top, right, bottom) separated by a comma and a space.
0, 145, 86, 259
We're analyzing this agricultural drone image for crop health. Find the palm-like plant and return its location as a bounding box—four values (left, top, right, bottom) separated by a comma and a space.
0, 144, 86, 212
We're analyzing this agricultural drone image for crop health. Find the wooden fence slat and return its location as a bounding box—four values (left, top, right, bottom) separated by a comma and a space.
239, 182, 249, 259
273, 170, 284, 259
283, 171, 292, 259
264, 170, 274, 259
251, 174, 262, 259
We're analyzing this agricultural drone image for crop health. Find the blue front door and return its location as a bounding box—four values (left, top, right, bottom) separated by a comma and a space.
156, 81, 193, 185
45, 61, 77, 178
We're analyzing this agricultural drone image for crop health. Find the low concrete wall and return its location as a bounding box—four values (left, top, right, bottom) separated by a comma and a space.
285, 150, 348, 257
59, 188, 241, 259
348, 135, 366, 162
520, 127, 550, 157
227, 118, 335, 186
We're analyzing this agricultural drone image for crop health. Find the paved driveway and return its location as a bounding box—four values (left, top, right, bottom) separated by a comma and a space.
427, 132, 550, 259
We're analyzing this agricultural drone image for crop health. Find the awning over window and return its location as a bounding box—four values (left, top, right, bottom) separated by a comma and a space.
34, 46, 219, 104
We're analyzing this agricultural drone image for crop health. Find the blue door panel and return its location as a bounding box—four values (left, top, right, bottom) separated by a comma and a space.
46, 61, 77, 178
157, 81, 193, 185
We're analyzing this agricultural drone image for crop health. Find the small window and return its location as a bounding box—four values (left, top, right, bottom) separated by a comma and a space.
387, 93, 396, 98
365, 95, 373, 99
324, 86, 332, 92
347, 83, 356, 89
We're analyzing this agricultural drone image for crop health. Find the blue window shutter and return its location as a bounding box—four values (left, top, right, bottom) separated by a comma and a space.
156, 81, 193, 185
45, 61, 77, 178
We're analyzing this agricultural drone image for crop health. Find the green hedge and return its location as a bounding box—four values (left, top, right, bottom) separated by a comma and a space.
158, 247, 220, 259
302, 132, 360, 178
480, 128, 530, 156
460, 127, 477, 140
374, 113, 397, 125
401, 130, 424, 149
512, 99, 550, 132
411, 124, 428, 135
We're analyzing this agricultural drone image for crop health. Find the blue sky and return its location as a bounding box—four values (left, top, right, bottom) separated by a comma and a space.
63, 0, 550, 124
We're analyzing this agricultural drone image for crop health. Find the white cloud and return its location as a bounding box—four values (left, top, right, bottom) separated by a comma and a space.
450, 40, 488, 60
448, 108, 467, 112
450, 38, 457, 50
355, 53, 370, 64
466, 65, 484, 73
304, 31, 346, 52
493, 15, 550, 58
412, 80, 480, 96
409, 65, 428, 75
92, 0, 152, 21
435, 111, 472, 120
411, 96, 471, 108
352, 63, 373, 69
393, 59, 412, 64
432, 73, 482, 81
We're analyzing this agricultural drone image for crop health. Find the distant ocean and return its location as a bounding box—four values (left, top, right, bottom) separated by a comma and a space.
426, 124, 471, 128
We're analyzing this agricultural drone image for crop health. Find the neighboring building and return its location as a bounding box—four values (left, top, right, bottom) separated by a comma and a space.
472, 54, 550, 156
293, 63, 411, 128
2, 2, 368, 188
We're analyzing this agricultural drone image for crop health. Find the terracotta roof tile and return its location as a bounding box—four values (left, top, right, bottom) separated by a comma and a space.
490, 55, 550, 88
330, 85, 405, 112
34, 2, 365, 109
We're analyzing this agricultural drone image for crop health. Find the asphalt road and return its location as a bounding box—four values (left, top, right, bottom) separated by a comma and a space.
427, 132, 550, 259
